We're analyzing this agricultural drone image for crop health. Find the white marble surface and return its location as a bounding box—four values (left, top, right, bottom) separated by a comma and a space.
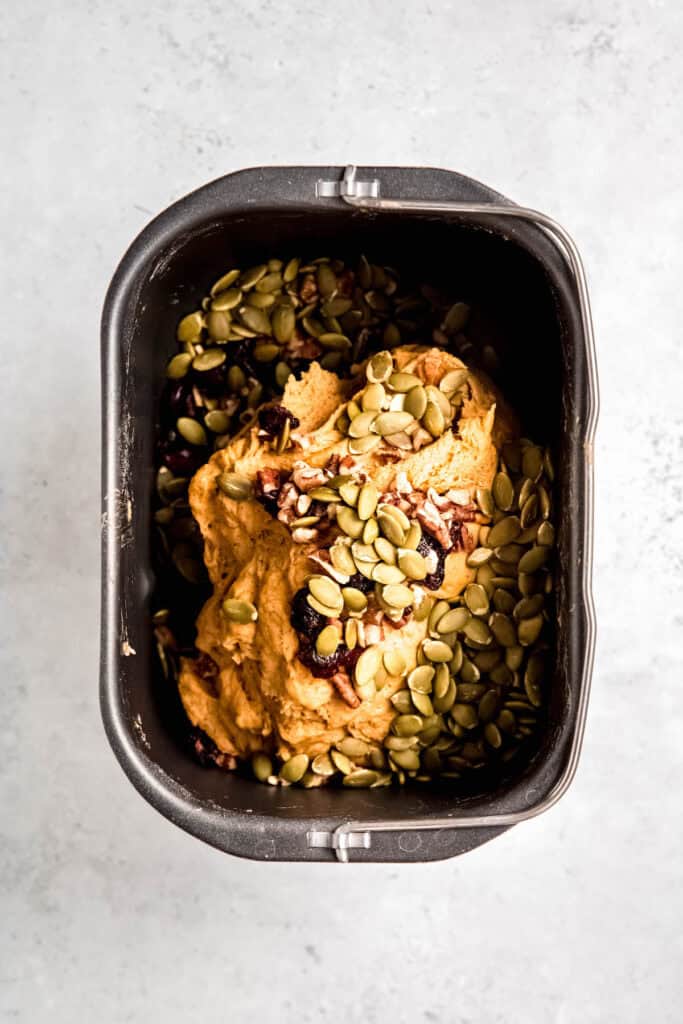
2, 0, 682, 1020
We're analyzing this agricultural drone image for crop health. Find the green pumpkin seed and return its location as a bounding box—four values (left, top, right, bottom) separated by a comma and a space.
377, 511, 406, 547
403, 523, 422, 550
280, 753, 309, 783
362, 518, 379, 544
432, 663, 450, 700
307, 594, 341, 618
495, 543, 524, 565
524, 676, 542, 707
211, 287, 242, 311
239, 264, 268, 290
177, 310, 204, 343
525, 651, 545, 687
489, 663, 513, 686
487, 515, 521, 548
393, 714, 424, 738
357, 483, 379, 521
413, 594, 434, 622
252, 752, 273, 782
330, 749, 355, 775
484, 722, 503, 748
390, 748, 421, 771
537, 521, 555, 547
412, 691, 434, 716
426, 385, 453, 420
227, 364, 247, 392
373, 411, 415, 436
222, 598, 258, 624
436, 606, 470, 634
337, 506, 364, 539
520, 493, 539, 529
330, 543, 356, 576
497, 709, 516, 734
343, 769, 379, 788
347, 410, 377, 438
467, 547, 494, 568
505, 645, 525, 671
382, 650, 406, 677
282, 257, 300, 283
253, 343, 280, 363
344, 619, 358, 649
339, 481, 360, 506
391, 690, 414, 714
422, 401, 445, 438
439, 368, 468, 395
238, 306, 271, 335
316, 625, 341, 657
423, 639, 453, 663
210, 268, 241, 295
518, 614, 544, 647
308, 486, 341, 503
166, 352, 193, 378
543, 448, 555, 481
522, 445, 543, 481
342, 587, 368, 613
517, 573, 537, 597
309, 576, 343, 609
404, 385, 428, 420
492, 472, 515, 511
316, 263, 337, 296
271, 304, 296, 343
382, 583, 414, 608
374, 537, 397, 564
177, 417, 207, 446
476, 487, 495, 516
397, 548, 427, 580
463, 617, 492, 645
319, 332, 351, 351
433, 678, 457, 713
205, 410, 231, 434
354, 646, 382, 688
538, 483, 552, 520
373, 563, 406, 585
336, 737, 370, 759
518, 545, 550, 573
514, 594, 544, 620
302, 315, 324, 338
443, 302, 470, 332
452, 703, 478, 729
361, 383, 385, 411
386, 372, 420, 393
367, 350, 393, 383
492, 588, 516, 614
408, 665, 435, 693
254, 271, 283, 293
478, 690, 499, 723
464, 583, 490, 616
489, 612, 517, 647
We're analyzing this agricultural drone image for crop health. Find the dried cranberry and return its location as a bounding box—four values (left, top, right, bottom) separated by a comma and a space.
230, 340, 258, 379
341, 645, 363, 672
191, 364, 226, 397
258, 404, 300, 439
165, 379, 197, 421
161, 442, 205, 477
290, 587, 326, 636
418, 533, 446, 590
296, 637, 348, 678
346, 572, 374, 594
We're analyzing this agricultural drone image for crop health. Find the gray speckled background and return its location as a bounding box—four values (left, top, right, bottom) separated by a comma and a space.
2, 1, 682, 1020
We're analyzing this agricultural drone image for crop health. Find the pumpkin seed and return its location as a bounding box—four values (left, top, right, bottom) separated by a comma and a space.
377, 511, 406, 547
307, 594, 341, 618
339, 481, 360, 506
393, 714, 424, 737
493, 588, 516, 614
483, 722, 503, 748
344, 619, 358, 649
382, 583, 414, 608
210, 268, 241, 295
443, 302, 470, 332
408, 665, 435, 693
211, 287, 242, 311
518, 573, 537, 597
464, 583, 490, 616
308, 486, 341, 503
337, 506, 364, 539
489, 612, 517, 647
203, 410, 230, 434
404, 385, 428, 419
251, 752, 273, 782
495, 543, 523, 565
367, 350, 393, 383
476, 487, 495, 516
518, 614, 544, 647
397, 548, 427, 580
309, 576, 343, 609
254, 271, 282, 294
522, 445, 543, 481
520, 493, 539, 529
391, 690, 414, 714
253, 343, 280, 363
336, 737, 370, 759
537, 521, 555, 547
525, 652, 545, 688
330, 749, 355, 775
373, 563, 406, 585
413, 594, 434, 622
282, 257, 300, 283
452, 704, 478, 729
361, 383, 385, 411
342, 587, 368, 613
514, 594, 544, 620
492, 472, 515, 511
538, 483, 552, 520
497, 709, 516, 734
390, 749, 421, 771
463, 617, 492, 645
518, 545, 550, 573
388, 371, 422, 393
216, 472, 253, 502
380, 649, 405, 677
319, 332, 351, 351
347, 410, 377, 438
436, 606, 470, 634
166, 352, 193, 378
177, 311, 204, 343
316, 625, 341, 657
478, 690, 499, 723
467, 547, 493, 568
176, 417, 207, 446
222, 598, 258, 624
403, 523, 422, 550
280, 753, 309, 783
412, 691, 434, 716
433, 678, 457, 713
423, 639, 453, 663
373, 411, 415, 436
439, 368, 468, 394
343, 769, 379, 788
487, 515, 521, 548
330, 543, 356, 576
274, 360, 290, 390
422, 401, 445, 438
505, 645, 525, 671
357, 483, 379, 521
272, 304, 296, 343
239, 264, 268, 290
354, 646, 382, 688
374, 537, 397, 565
362, 518, 379, 544
226, 363, 245, 389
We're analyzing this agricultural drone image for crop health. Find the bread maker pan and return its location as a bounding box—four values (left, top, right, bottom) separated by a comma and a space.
101, 165, 598, 862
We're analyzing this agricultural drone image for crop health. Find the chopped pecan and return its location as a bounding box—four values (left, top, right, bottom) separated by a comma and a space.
416, 499, 452, 549
291, 462, 328, 492
291, 527, 319, 543
331, 671, 361, 709
256, 467, 281, 495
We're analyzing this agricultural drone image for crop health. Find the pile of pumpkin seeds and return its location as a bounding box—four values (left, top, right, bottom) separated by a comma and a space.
255, 436, 555, 789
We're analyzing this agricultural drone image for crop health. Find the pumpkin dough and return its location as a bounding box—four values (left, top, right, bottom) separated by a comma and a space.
178, 346, 516, 762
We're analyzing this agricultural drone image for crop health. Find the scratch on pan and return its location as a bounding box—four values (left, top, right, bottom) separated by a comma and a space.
133, 714, 149, 749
